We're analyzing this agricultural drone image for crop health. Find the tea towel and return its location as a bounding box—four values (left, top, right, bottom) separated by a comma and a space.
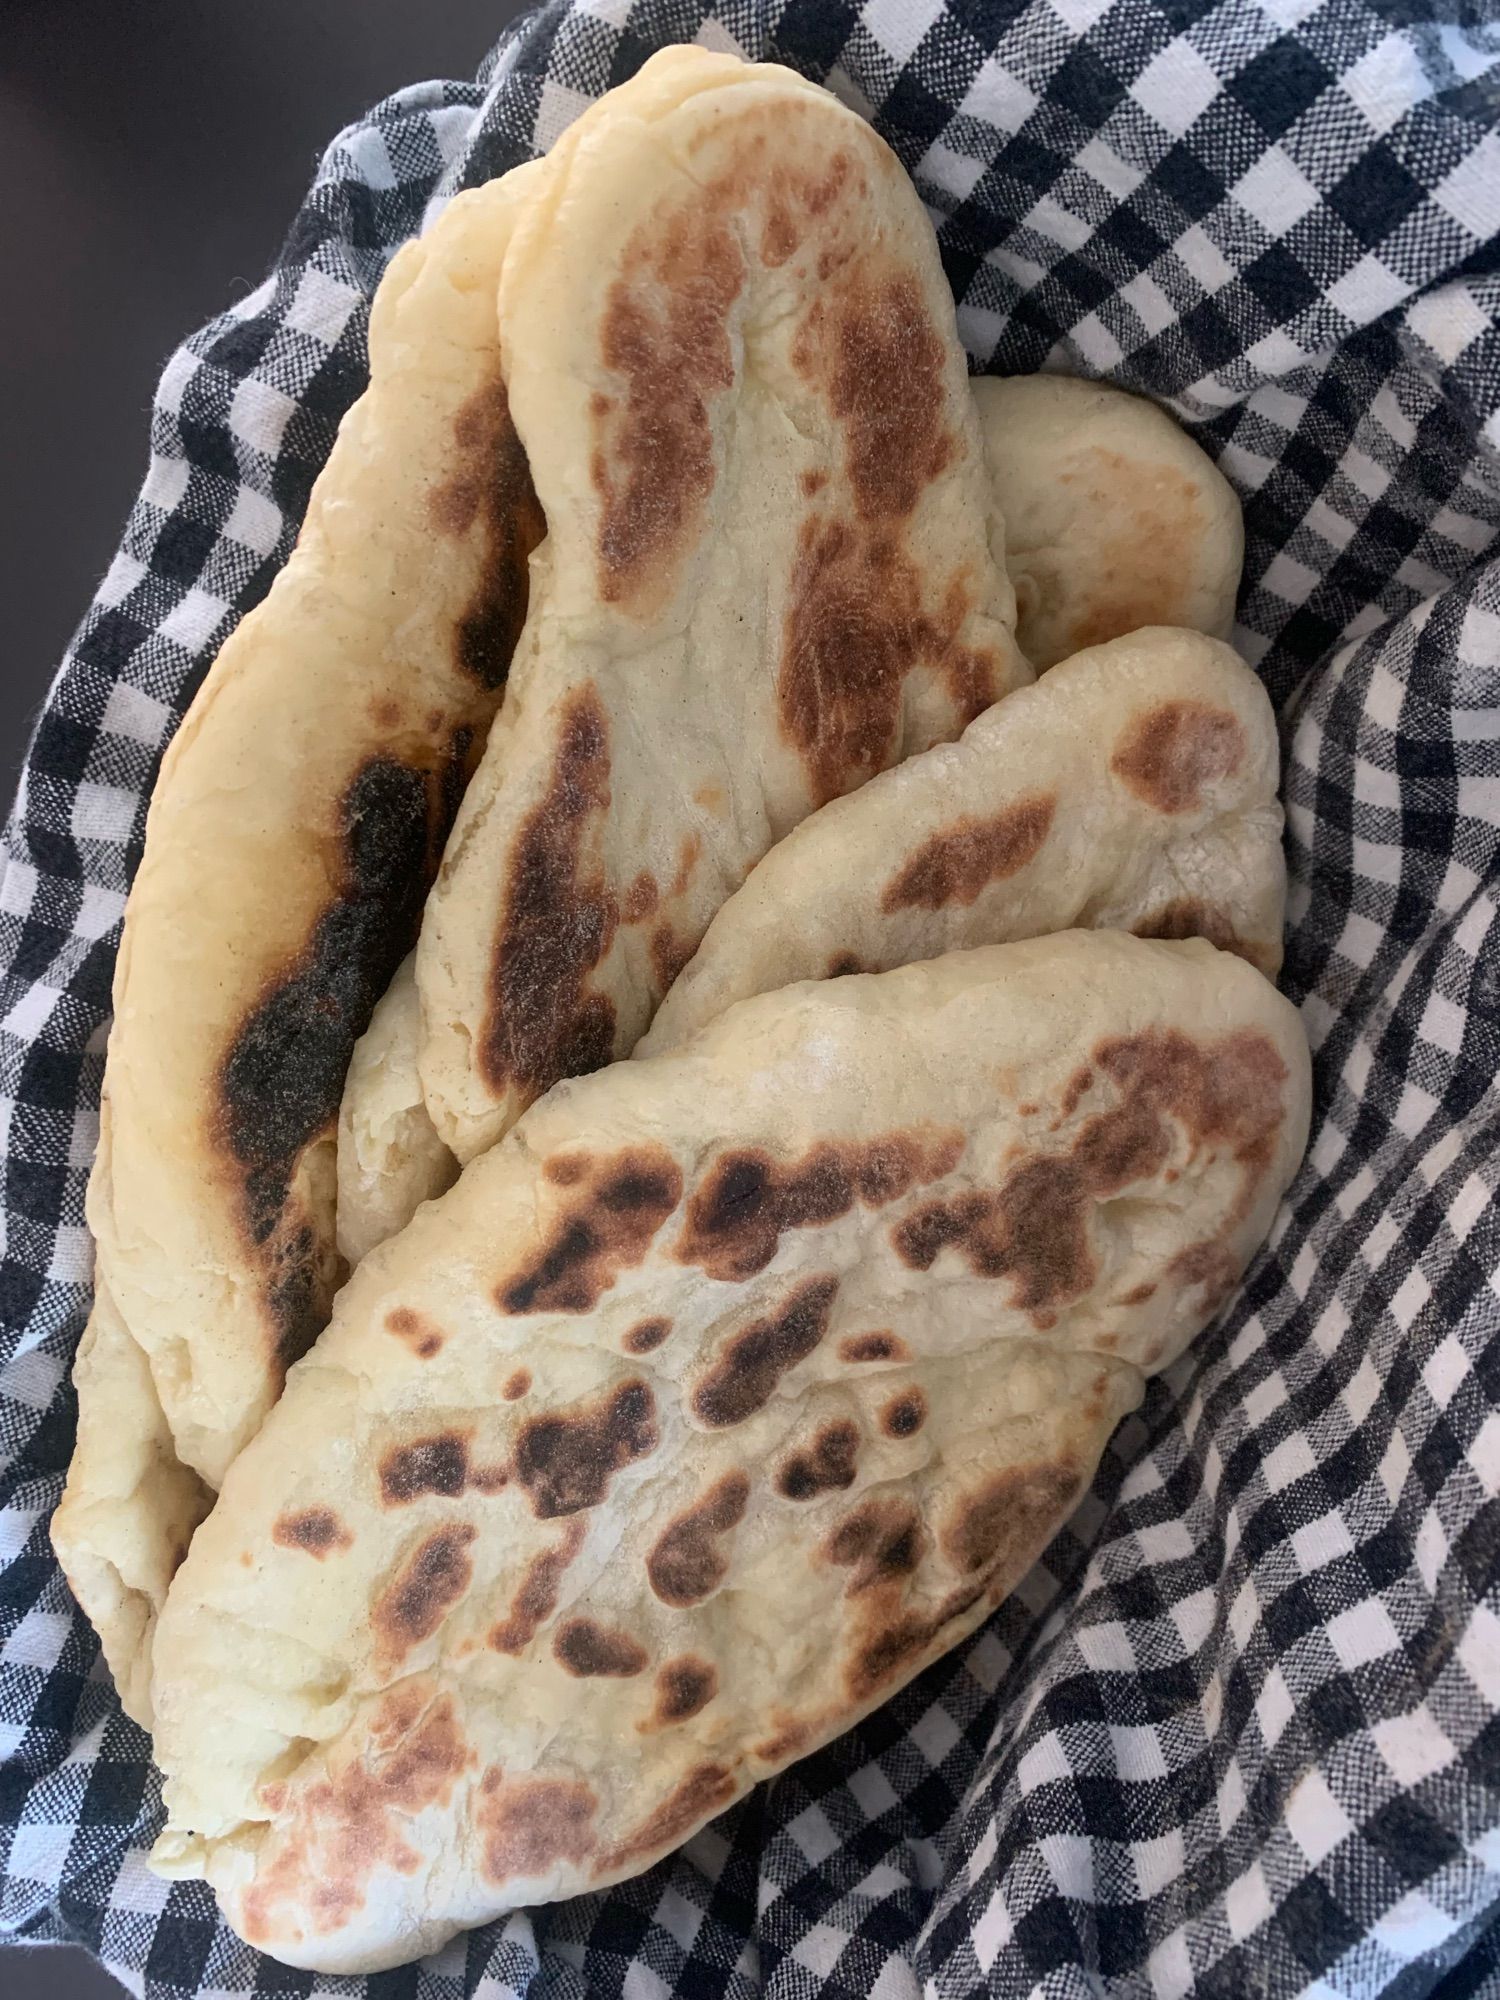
2, 1, 1499, 1994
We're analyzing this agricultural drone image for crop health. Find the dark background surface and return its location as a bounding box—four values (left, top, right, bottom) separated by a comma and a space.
1, 5, 515, 1993
0, 0, 514, 797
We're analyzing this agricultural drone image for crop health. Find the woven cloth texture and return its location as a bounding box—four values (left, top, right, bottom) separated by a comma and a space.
2, 2, 1499, 1994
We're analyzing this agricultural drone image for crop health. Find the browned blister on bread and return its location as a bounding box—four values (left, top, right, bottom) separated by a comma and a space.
53, 163, 547, 1720
416, 48, 1029, 1165
149, 932, 1309, 1971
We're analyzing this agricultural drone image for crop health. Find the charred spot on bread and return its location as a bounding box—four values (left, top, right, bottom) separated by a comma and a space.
513, 1381, 660, 1519
646, 1471, 750, 1606
498, 1147, 682, 1315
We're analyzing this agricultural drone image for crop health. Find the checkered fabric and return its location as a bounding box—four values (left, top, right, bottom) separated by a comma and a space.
3, 0, 1498, 1993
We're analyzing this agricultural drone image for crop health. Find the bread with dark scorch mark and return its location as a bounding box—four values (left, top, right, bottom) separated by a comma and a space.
53, 163, 547, 1724
149, 932, 1308, 1971
415, 46, 1029, 1166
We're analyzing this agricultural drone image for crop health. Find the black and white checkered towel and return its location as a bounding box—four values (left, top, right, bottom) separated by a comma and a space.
3, 2, 1499, 1994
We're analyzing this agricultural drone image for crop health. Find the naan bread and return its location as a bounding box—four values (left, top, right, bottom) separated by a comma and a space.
54, 164, 546, 1717
50, 1268, 212, 1728
642, 628, 1284, 1055
150, 933, 1309, 1972
416, 47, 1030, 1165
337, 956, 456, 1269
975, 374, 1242, 668
344, 628, 1281, 1258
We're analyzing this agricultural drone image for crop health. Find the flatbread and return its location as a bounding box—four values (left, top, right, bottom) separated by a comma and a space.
975, 374, 1243, 669
54, 164, 546, 1718
415, 47, 1030, 1165
642, 628, 1284, 1056
345, 628, 1281, 1260
337, 956, 456, 1269
50, 1258, 212, 1728
150, 932, 1310, 1972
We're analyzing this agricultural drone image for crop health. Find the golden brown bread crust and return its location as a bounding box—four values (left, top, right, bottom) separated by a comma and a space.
415, 48, 1029, 1164
54, 165, 546, 1718
642, 628, 1285, 1057
150, 932, 1310, 1972
974, 373, 1243, 669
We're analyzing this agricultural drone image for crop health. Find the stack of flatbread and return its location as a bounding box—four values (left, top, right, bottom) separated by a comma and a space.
51, 48, 1308, 1975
